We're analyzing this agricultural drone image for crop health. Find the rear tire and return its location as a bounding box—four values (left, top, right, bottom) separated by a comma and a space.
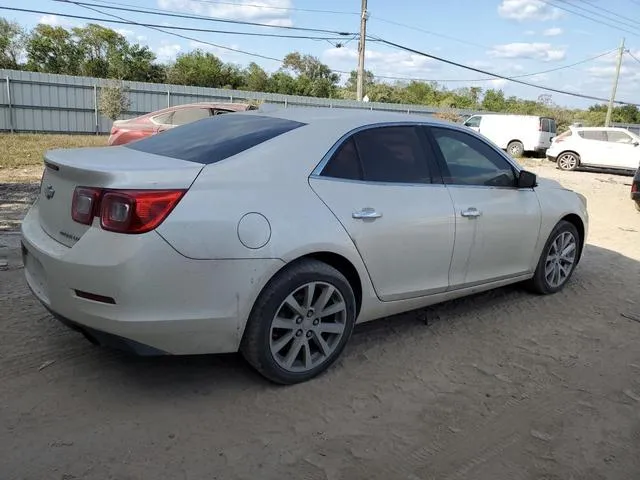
507, 141, 525, 157
557, 152, 579, 171
527, 220, 581, 295
635, 201, 640, 212
241, 259, 356, 384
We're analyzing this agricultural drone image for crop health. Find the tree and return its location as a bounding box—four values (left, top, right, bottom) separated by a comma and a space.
243, 62, 269, 92
281, 52, 339, 97
26, 24, 82, 75
0, 19, 25, 69
111, 43, 164, 82
167, 50, 241, 87
73, 24, 127, 78
266, 71, 298, 95
99, 83, 130, 120
345, 69, 375, 92
481, 89, 507, 111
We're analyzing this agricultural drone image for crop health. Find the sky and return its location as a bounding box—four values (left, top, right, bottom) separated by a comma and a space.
4, 0, 640, 109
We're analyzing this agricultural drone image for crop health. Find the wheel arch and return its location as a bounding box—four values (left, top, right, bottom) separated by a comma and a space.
557, 150, 581, 161
560, 213, 586, 261
287, 252, 363, 317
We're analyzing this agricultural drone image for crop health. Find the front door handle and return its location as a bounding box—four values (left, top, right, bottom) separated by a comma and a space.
353, 207, 382, 220
461, 207, 482, 218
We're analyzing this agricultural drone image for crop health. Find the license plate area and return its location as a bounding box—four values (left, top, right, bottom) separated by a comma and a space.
22, 242, 50, 303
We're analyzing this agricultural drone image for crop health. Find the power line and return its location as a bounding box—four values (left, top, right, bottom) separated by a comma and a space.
567, 0, 640, 29
169, 0, 359, 15
626, 49, 640, 65
538, 0, 640, 38
370, 48, 617, 83
49, 1, 355, 35
1, 6, 352, 41
370, 34, 640, 105
572, 0, 640, 26
11, 1, 628, 97
51, 2, 285, 63
53, 0, 361, 76
368, 16, 490, 51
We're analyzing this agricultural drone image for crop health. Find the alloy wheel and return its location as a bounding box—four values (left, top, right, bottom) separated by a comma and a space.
558, 153, 577, 170
544, 231, 577, 288
269, 282, 347, 373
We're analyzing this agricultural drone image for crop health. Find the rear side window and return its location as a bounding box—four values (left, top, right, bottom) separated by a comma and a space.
151, 112, 173, 125
171, 107, 211, 125
126, 114, 305, 164
320, 126, 432, 184
540, 118, 555, 133
579, 130, 607, 141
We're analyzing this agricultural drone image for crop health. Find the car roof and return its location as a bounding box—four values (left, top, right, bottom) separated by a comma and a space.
572, 126, 631, 131
242, 106, 452, 130
146, 102, 252, 117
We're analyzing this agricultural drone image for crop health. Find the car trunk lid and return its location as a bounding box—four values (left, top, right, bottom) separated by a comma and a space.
38, 146, 204, 247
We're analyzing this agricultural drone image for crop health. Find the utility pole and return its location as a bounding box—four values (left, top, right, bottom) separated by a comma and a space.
605, 37, 625, 127
356, 0, 368, 101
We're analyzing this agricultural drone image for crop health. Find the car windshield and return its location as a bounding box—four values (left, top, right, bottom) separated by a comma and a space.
125, 114, 305, 164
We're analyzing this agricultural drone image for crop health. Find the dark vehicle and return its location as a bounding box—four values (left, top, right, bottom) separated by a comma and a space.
632, 167, 640, 212
108, 102, 258, 146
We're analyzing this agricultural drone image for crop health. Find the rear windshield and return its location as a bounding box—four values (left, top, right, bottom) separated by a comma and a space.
125, 114, 305, 164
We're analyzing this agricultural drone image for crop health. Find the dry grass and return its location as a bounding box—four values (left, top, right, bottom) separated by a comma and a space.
0, 134, 107, 169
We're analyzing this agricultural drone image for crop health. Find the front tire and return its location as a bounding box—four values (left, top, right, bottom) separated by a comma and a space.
507, 141, 525, 157
241, 259, 356, 384
527, 220, 580, 294
557, 152, 579, 171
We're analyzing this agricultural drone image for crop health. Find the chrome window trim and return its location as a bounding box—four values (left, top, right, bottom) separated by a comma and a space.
310, 121, 523, 186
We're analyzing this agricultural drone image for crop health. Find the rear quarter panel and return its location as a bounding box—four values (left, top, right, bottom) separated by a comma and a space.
155, 124, 378, 311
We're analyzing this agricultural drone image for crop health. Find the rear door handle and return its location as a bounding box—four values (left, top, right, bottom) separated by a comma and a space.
461, 207, 482, 218
353, 207, 382, 220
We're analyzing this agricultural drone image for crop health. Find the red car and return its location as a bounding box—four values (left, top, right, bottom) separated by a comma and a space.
108, 102, 258, 146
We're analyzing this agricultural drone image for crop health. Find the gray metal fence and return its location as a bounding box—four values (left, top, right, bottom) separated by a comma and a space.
0, 69, 475, 135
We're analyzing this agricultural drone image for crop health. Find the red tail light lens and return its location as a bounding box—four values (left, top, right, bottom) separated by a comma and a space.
71, 187, 101, 225
100, 190, 185, 234
632, 183, 638, 193
71, 187, 185, 233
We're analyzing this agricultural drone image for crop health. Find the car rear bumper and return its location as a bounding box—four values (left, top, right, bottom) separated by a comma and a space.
21, 202, 284, 355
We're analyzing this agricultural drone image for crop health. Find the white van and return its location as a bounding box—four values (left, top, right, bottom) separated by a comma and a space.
463, 114, 556, 157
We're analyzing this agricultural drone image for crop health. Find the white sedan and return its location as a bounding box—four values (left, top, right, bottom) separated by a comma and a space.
546, 126, 640, 172
21, 109, 589, 384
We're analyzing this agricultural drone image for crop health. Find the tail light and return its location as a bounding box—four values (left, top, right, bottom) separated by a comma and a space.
71, 187, 185, 234
101, 190, 185, 233
632, 182, 638, 193
72, 187, 101, 225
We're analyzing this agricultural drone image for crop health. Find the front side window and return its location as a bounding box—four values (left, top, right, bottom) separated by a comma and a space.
171, 107, 211, 125
430, 127, 516, 187
464, 116, 481, 128
607, 131, 634, 144
320, 126, 431, 184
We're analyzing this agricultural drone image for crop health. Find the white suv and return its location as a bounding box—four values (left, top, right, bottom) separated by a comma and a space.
546, 126, 640, 172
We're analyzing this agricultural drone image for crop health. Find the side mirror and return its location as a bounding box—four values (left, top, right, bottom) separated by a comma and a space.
633, 141, 639, 147
517, 170, 537, 188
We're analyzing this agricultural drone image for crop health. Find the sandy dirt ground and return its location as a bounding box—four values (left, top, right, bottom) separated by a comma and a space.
1, 161, 640, 480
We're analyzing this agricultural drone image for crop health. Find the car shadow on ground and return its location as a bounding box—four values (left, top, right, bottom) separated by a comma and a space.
16, 241, 637, 397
